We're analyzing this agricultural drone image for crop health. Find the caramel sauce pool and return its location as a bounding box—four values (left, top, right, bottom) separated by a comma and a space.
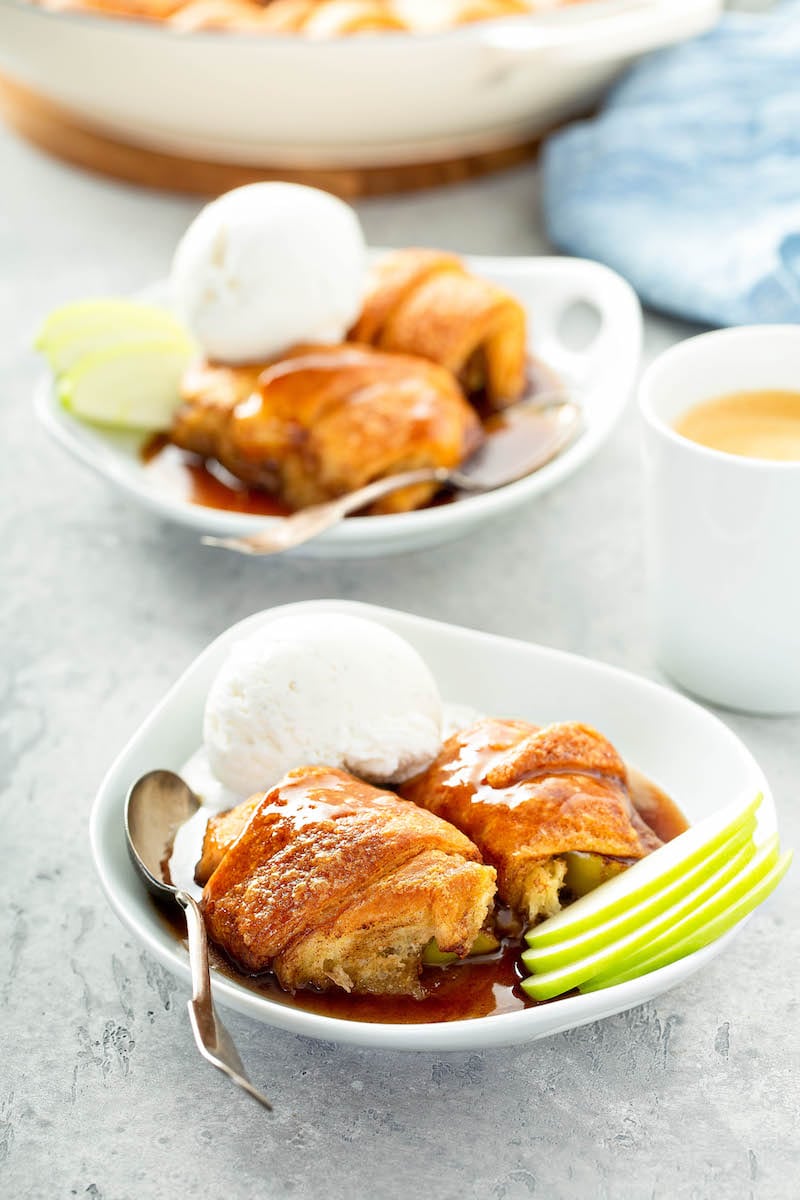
208, 938, 534, 1024
674, 389, 800, 461
156, 771, 686, 1025
140, 357, 561, 516
141, 434, 291, 516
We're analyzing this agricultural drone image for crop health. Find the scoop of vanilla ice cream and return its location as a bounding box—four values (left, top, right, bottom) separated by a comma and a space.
170, 183, 366, 363
203, 614, 443, 796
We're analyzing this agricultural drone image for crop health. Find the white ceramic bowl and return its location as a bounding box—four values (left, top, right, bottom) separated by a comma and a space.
640, 325, 800, 715
90, 599, 777, 1052
0, 0, 721, 167
35, 252, 642, 558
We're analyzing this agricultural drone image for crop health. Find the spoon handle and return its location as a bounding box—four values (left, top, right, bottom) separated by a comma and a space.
201, 466, 449, 556
176, 890, 272, 1110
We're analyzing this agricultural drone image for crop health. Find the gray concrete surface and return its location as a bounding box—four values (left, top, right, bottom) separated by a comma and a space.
1, 127, 798, 1200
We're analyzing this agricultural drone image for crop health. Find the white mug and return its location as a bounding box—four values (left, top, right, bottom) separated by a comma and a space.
639, 325, 800, 715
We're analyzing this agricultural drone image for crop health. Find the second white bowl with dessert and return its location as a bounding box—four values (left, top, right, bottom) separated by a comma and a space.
35, 183, 642, 557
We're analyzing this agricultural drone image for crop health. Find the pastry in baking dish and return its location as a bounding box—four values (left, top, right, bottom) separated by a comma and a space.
34, 0, 570, 34
198, 765, 497, 995
170, 342, 482, 513
173, 0, 406, 31
401, 718, 662, 922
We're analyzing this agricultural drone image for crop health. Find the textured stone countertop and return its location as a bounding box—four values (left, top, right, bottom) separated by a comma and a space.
1, 127, 798, 1200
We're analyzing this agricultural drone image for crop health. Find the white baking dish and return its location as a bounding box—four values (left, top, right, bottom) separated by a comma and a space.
0, 0, 721, 167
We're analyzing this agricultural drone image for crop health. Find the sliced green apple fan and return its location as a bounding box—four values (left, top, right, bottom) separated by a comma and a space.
521, 794, 791, 1001
36, 300, 195, 431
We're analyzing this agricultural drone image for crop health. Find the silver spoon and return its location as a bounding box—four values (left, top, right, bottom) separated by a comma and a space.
125, 769, 272, 1110
202, 394, 581, 557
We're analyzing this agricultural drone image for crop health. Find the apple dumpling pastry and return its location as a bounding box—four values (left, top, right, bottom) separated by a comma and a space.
40, 0, 183, 16
258, 0, 406, 32
170, 343, 482, 513
401, 719, 661, 923
349, 248, 528, 411
174, 0, 407, 32
257, 0, 533, 34
197, 766, 497, 996
36, 0, 573, 32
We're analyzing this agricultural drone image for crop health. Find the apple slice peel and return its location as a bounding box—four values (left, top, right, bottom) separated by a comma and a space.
522, 796, 791, 1003
37, 299, 196, 432
525, 793, 762, 950
521, 836, 760, 999
522, 814, 757, 973
579, 845, 792, 993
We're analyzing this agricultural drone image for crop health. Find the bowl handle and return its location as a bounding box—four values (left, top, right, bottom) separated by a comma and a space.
481, 0, 722, 65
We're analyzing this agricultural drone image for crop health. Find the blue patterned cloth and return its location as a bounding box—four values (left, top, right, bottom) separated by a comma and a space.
542, 2, 800, 326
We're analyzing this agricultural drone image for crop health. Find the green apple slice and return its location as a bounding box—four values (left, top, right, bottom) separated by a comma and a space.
522, 836, 758, 993
579, 847, 792, 992
524, 815, 756, 973
526, 794, 762, 950
57, 338, 194, 431
37, 301, 191, 376
522, 835, 781, 1001
37, 299, 184, 350
563, 852, 628, 897
43, 321, 192, 375
422, 929, 500, 966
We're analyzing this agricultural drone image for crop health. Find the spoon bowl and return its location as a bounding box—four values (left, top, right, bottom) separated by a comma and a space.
126, 769, 200, 897
453, 395, 582, 493
125, 769, 272, 1109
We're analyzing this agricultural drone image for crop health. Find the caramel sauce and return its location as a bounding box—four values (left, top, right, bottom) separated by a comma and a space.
627, 768, 688, 843
209, 938, 540, 1024
141, 433, 290, 516
155, 767, 686, 1025
140, 355, 561, 517
674, 389, 800, 461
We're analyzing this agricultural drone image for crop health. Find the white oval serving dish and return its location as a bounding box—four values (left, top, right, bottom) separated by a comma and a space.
35, 252, 643, 558
90, 599, 777, 1052
0, 0, 721, 167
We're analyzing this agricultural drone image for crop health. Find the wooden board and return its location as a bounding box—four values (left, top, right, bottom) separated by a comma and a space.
0, 73, 544, 199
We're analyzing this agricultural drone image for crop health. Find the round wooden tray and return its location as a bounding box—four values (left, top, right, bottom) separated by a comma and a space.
0, 73, 544, 199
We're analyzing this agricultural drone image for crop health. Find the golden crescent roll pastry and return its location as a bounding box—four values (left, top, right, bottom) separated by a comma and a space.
256, 0, 319, 29
401, 718, 660, 922
199, 766, 497, 996
255, 0, 404, 32
169, 0, 273, 29
349, 248, 528, 410
452, 0, 531, 20
170, 359, 265, 462
171, 343, 482, 513
35, 0, 575, 32
195, 797, 261, 884
393, 0, 530, 27
301, 0, 406, 33
40, 0, 183, 16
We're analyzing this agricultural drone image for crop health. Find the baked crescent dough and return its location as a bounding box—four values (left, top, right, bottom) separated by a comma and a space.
35, 0, 578, 33
350, 248, 528, 410
169, 0, 275, 29
171, 342, 482, 513
199, 766, 497, 996
401, 718, 660, 922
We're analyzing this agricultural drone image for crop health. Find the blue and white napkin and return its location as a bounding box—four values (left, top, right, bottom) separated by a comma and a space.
542, 1, 800, 326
